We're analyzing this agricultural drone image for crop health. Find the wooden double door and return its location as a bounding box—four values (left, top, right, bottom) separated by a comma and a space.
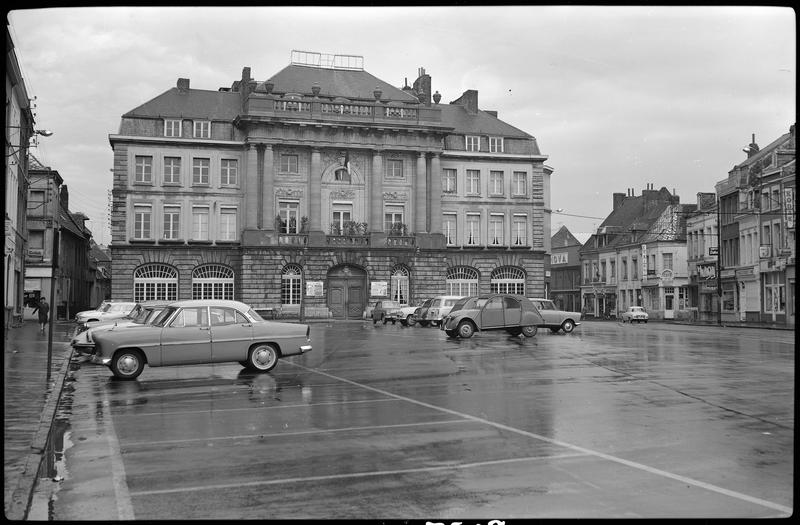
327, 265, 367, 319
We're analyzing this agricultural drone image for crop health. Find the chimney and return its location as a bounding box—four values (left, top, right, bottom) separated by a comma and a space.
451, 89, 479, 114
412, 67, 431, 106
743, 133, 760, 158
60, 185, 69, 210
613, 192, 626, 210
177, 78, 190, 91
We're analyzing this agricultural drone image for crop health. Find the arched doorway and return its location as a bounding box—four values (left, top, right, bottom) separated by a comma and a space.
327, 265, 367, 319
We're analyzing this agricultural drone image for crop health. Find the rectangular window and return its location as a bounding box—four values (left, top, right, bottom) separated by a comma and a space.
331, 203, 352, 234
763, 272, 785, 313
220, 159, 238, 186
761, 191, 770, 211
219, 207, 237, 241
134, 156, 153, 183
632, 258, 638, 280
133, 205, 152, 239
387, 159, 403, 178
489, 171, 504, 195
489, 214, 504, 245
512, 172, 527, 196
443, 213, 457, 246
279, 201, 299, 234
163, 205, 181, 240
29, 231, 44, 250
163, 157, 181, 184
281, 154, 298, 174
192, 206, 209, 240
466, 213, 481, 245
164, 119, 181, 137
663, 252, 673, 271
512, 215, 527, 246
384, 205, 404, 233
28, 190, 45, 213
192, 158, 210, 185
443, 169, 457, 193
466, 170, 480, 194
465, 136, 480, 152
622, 258, 628, 280
193, 121, 211, 138
489, 137, 503, 153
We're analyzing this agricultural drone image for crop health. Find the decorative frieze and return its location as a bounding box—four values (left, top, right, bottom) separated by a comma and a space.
382, 191, 408, 201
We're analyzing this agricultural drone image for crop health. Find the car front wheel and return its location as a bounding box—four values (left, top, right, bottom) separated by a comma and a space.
507, 327, 523, 336
457, 320, 475, 338
561, 320, 575, 333
247, 343, 279, 372
521, 325, 538, 337
406, 315, 416, 327
111, 349, 145, 380
445, 329, 459, 338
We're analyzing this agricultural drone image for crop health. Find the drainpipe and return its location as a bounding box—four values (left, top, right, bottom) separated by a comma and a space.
716, 199, 722, 326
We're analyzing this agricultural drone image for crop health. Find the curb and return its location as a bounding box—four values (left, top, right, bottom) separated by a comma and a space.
6, 345, 75, 521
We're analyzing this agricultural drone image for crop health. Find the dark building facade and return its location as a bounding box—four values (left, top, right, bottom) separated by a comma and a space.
549, 225, 582, 312
108, 52, 553, 318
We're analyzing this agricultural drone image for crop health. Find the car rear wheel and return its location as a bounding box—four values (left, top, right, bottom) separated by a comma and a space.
457, 321, 475, 338
382, 314, 388, 325
561, 320, 575, 333
521, 325, 538, 337
405, 315, 416, 326
507, 327, 523, 336
111, 349, 145, 380
247, 343, 279, 372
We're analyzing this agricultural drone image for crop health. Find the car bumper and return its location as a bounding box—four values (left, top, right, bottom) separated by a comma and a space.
71, 343, 96, 355
300, 344, 312, 353
90, 354, 111, 366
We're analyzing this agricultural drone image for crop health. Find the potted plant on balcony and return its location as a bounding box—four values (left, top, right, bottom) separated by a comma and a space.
388, 222, 408, 236
300, 216, 309, 233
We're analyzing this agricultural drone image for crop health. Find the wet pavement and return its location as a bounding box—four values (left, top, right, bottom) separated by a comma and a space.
7, 319, 795, 519
3, 320, 74, 520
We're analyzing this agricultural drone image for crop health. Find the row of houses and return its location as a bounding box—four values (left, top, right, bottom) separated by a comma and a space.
549, 124, 795, 328
5, 26, 111, 327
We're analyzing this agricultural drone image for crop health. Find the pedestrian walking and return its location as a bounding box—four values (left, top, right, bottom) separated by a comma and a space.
32, 297, 50, 333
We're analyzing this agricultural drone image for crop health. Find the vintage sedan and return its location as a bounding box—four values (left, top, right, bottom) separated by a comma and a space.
370, 300, 404, 324
71, 301, 171, 354
89, 300, 312, 380
75, 301, 137, 324
528, 298, 582, 333
620, 306, 649, 323
440, 294, 544, 338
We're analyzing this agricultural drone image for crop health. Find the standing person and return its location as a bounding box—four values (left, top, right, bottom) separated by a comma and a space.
32, 297, 50, 333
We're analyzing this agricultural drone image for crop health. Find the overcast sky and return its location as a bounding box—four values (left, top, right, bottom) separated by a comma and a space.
8, 6, 796, 244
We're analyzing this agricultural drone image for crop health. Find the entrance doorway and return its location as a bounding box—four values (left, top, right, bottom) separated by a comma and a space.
664, 287, 675, 319
327, 265, 367, 319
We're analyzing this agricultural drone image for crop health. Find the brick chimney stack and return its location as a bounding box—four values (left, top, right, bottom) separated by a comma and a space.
451, 89, 479, 114
412, 67, 431, 106
613, 192, 626, 210
177, 78, 190, 91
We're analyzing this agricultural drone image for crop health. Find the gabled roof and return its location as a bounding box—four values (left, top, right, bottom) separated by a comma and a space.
122, 88, 241, 120
551, 225, 582, 248
438, 104, 535, 142
732, 127, 794, 172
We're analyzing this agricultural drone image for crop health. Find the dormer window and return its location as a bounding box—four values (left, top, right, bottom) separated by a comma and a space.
164, 119, 182, 137
465, 135, 480, 152
489, 136, 504, 153
194, 121, 211, 139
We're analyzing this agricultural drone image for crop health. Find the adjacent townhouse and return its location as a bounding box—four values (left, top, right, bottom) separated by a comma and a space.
686, 192, 719, 322
108, 51, 553, 319
549, 225, 582, 312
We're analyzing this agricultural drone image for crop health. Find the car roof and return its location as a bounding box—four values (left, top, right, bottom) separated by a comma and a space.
165, 299, 252, 310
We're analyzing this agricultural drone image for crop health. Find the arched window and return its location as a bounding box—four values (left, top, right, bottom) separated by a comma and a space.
281, 264, 303, 305
445, 266, 479, 296
133, 263, 178, 302
192, 264, 234, 300
391, 266, 410, 304
490, 266, 526, 295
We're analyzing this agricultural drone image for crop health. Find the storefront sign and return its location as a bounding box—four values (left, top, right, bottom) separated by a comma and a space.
759, 245, 771, 259
784, 187, 795, 228
305, 281, 324, 297
551, 252, 568, 265
370, 281, 388, 296
708, 247, 718, 256
641, 244, 648, 275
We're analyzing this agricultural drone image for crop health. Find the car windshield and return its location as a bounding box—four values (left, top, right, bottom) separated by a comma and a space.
108, 303, 131, 312
151, 306, 178, 327
99, 303, 114, 312
383, 301, 400, 308
448, 298, 471, 312
247, 308, 264, 321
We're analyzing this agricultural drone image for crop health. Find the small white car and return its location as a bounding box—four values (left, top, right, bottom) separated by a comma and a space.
421, 296, 464, 327
528, 298, 581, 333
620, 306, 649, 323
75, 301, 137, 324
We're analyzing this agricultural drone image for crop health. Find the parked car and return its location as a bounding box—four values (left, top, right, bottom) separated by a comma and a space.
71, 301, 171, 354
75, 301, 137, 324
398, 302, 422, 326
440, 294, 544, 338
414, 298, 434, 327
371, 300, 404, 324
421, 295, 464, 327
73, 300, 112, 322
620, 306, 649, 323
527, 298, 582, 333
89, 299, 312, 379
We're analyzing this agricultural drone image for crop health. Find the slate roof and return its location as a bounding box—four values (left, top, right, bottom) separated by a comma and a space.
551, 225, 582, 248
123, 88, 240, 120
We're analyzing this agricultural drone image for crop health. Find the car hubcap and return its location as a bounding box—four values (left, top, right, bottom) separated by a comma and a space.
118, 354, 139, 375
254, 347, 276, 368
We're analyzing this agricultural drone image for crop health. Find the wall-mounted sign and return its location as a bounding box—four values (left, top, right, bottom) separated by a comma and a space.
708, 247, 719, 256
759, 245, 772, 259
641, 244, 648, 275
784, 187, 795, 228
306, 281, 324, 297
551, 252, 569, 265
370, 281, 388, 296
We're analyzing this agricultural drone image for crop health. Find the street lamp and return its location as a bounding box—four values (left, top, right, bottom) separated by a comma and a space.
5, 127, 54, 157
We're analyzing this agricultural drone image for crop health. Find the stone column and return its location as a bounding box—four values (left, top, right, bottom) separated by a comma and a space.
370, 151, 383, 232
262, 144, 274, 230
429, 153, 442, 234
415, 152, 427, 232
309, 148, 322, 232
245, 143, 258, 229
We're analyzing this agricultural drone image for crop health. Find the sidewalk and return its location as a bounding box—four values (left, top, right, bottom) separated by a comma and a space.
4, 320, 74, 521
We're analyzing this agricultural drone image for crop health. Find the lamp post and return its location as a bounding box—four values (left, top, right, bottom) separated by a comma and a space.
46, 226, 59, 382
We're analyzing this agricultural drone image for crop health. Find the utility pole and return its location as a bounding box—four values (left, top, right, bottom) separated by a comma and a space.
46, 226, 59, 382
716, 198, 722, 326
